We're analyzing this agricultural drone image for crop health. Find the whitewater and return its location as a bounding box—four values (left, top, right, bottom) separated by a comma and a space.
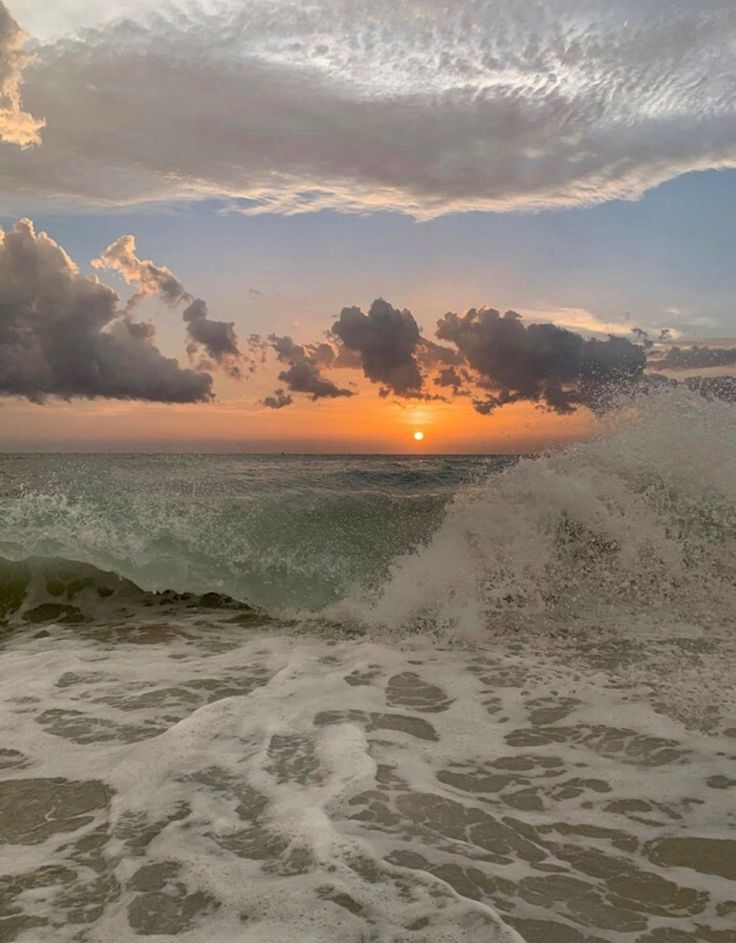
0, 387, 735, 942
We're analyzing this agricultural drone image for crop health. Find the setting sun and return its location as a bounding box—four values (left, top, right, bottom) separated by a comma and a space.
413, 431, 425, 442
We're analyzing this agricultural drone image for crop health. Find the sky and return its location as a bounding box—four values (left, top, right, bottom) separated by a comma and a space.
0, 0, 735, 452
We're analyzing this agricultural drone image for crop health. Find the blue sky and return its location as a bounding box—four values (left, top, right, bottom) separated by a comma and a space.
12, 168, 734, 347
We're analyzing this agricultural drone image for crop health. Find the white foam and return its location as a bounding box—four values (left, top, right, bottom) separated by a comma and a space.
1, 621, 735, 941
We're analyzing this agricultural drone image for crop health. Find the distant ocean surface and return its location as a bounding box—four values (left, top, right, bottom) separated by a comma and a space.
1, 388, 735, 942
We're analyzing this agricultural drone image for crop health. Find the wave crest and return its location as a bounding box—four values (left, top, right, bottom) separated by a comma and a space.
0, 556, 259, 630
333, 388, 736, 637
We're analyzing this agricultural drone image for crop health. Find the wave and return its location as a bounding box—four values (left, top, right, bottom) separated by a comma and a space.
1, 387, 734, 638
0, 555, 261, 631
0, 456, 483, 612
332, 387, 736, 637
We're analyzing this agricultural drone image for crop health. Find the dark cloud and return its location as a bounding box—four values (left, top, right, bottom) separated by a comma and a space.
182, 299, 241, 379
649, 345, 736, 370
93, 234, 243, 375
250, 295, 734, 418
0, 2, 44, 148
418, 338, 462, 368
436, 307, 646, 414
332, 344, 363, 370
250, 298, 652, 414
264, 334, 353, 404
435, 366, 470, 395
262, 388, 293, 410
0, 219, 212, 403
332, 299, 424, 396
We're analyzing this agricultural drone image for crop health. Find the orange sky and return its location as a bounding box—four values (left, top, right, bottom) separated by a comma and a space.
0, 390, 596, 453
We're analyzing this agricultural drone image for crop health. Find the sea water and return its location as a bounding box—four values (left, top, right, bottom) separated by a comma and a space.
0, 387, 734, 942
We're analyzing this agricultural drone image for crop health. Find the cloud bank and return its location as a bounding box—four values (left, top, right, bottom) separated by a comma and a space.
0, 219, 212, 402
0, 1, 44, 148
4, 0, 736, 216
252, 297, 656, 414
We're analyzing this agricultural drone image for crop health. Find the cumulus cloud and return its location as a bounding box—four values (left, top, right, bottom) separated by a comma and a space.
4, 0, 736, 216
182, 298, 241, 376
250, 295, 653, 414
332, 299, 424, 396
262, 388, 293, 410
436, 307, 646, 414
249, 295, 736, 416
92, 234, 187, 310
0, 1, 44, 148
0, 219, 212, 402
93, 234, 243, 376
434, 366, 469, 395
261, 334, 353, 406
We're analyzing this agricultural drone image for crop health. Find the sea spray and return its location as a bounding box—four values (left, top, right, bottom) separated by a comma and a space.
332, 387, 736, 637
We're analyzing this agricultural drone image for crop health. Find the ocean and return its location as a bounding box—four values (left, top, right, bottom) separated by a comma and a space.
0, 387, 735, 942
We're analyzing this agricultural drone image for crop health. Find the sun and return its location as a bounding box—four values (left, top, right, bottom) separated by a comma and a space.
413, 430, 425, 442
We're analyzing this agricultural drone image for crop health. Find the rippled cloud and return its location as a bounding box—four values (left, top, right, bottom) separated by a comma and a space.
3, 0, 736, 216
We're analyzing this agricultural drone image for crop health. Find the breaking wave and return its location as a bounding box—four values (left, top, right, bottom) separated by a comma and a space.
0, 555, 261, 631
0, 454, 495, 615
332, 387, 736, 637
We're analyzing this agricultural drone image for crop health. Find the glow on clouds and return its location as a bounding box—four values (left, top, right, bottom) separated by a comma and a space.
0, 2, 44, 147
2, 0, 736, 216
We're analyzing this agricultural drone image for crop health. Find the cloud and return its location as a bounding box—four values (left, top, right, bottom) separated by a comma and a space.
262, 388, 293, 410
436, 307, 646, 414
182, 298, 241, 377
649, 345, 736, 370
332, 298, 424, 396
5, 0, 736, 216
93, 234, 243, 376
262, 334, 353, 405
250, 296, 651, 414
249, 295, 736, 416
0, 219, 212, 402
418, 339, 463, 369
92, 234, 187, 310
434, 365, 469, 395
5, 0, 161, 42
0, 1, 44, 148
